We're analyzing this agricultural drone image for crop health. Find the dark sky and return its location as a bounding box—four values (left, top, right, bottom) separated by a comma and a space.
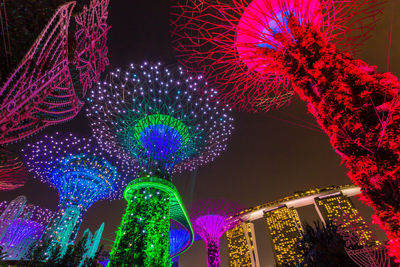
5, 0, 400, 266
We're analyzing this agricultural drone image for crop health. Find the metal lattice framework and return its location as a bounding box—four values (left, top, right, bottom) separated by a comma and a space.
191, 199, 243, 267
0, 2, 79, 144
86, 62, 234, 175
74, 0, 110, 97
170, 0, 385, 111
0, 0, 110, 144
0, 147, 27, 191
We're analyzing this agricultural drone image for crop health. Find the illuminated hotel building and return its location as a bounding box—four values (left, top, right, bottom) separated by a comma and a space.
264, 205, 303, 266
226, 222, 259, 267
314, 193, 379, 246
227, 185, 382, 267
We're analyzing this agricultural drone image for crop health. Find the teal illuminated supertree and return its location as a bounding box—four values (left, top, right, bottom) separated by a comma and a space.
22, 132, 136, 258
86, 62, 234, 266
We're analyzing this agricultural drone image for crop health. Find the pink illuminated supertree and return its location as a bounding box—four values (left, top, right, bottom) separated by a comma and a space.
0, 147, 27, 191
190, 199, 243, 267
171, 0, 400, 262
74, 0, 110, 96
0, 0, 110, 144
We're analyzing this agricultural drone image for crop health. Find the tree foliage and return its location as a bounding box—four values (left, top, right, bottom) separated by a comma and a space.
299, 222, 357, 267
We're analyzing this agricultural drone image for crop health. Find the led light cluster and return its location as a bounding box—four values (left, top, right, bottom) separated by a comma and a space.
86, 62, 234, 175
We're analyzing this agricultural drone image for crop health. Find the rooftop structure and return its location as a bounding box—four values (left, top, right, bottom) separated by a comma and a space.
227, 185, 380, 266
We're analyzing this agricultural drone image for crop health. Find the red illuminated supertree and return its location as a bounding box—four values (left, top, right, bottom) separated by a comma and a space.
0, 147, 27, 191
171, 0, 384, 111
190, 199, 243, 267
0, 0, 110, 144
170, 0, 400, 261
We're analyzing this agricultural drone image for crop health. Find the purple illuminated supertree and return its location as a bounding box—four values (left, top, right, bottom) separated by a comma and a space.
191, 199, 243, 267
0, 203, 54, 260
22, 132, 136, 258
0, 0, 110, 145
0, 147, 27, 191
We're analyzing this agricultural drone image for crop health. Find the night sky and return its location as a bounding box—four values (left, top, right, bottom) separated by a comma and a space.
5, 1, 400, 266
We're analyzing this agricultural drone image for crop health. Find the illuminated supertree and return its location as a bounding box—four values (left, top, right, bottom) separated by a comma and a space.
0, 0, 110, 145
171, 0, 400, 261
0, 204, 54, 260
0, 196, 27, 238
171, 0, 384, 111
0, 147, 27, 191
22, 132, 135, 257
191, 199, 243, 267
86, 62, 234, 266
170, 222, 190, 267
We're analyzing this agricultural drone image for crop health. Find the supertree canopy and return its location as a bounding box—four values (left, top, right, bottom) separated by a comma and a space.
169, 222, 190, 267
171, 0, 384, 111
171, 0, 400, 262
0, 147, 27, 191
0, 203, 54, 260
191, 199, 243, 267
86, 62, 234, 266
22, 132, 135, 257
0, 0, 110, 145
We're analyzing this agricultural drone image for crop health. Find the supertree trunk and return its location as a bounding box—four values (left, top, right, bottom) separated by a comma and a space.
109, 187, 171, 267
264, 16, 400, 260
206, 239, 221, 267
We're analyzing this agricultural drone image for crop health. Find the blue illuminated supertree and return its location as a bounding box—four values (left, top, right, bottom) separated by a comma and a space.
22, 132, 136, 257
170, 222, 190, 267
86, 62, 234, 266
0, 203, 54, 260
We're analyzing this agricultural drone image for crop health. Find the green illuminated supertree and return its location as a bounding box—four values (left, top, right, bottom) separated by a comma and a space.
86, 62, 234, 266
